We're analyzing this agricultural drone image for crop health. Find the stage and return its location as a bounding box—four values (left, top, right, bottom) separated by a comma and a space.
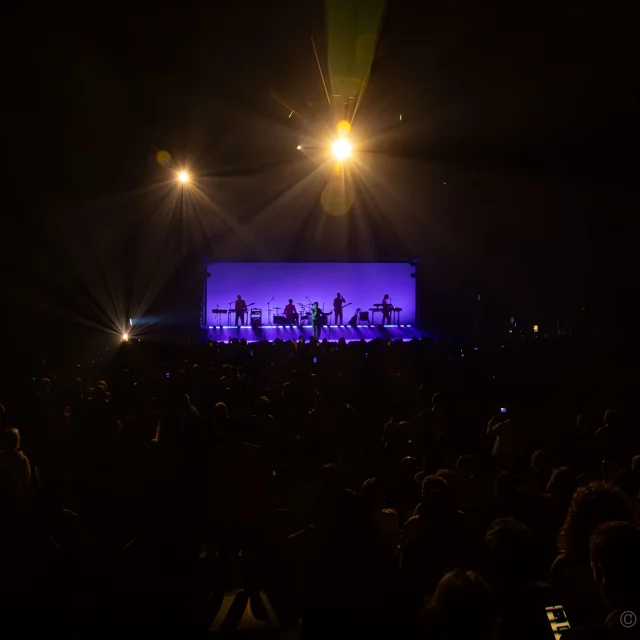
203, 323, 431, 343
202, 260, 424, 342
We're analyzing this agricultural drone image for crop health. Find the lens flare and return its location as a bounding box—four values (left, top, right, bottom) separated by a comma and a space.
332, 138, 351, 160
156, 150, 172, 166
337, 119, 351, 137
178, 171, 189, 183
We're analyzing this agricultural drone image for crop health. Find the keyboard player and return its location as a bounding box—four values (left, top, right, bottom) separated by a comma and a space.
382, 294, 392, 325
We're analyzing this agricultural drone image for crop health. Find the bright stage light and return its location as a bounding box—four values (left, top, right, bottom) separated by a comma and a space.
332, 138, 351, 160
297, 145, 302, 150
122, 333, 129, 342
178, 171, 189, 183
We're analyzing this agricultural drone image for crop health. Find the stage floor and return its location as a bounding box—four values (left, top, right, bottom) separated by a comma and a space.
202, 324, 431, 343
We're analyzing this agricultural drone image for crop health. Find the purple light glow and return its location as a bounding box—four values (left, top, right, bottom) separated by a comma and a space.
204, 262, 416, 328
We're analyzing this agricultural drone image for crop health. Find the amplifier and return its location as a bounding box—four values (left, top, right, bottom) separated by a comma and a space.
273, 315, 286, 325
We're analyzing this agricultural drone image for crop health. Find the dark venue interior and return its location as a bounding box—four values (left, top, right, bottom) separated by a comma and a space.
1, 0, 639, 637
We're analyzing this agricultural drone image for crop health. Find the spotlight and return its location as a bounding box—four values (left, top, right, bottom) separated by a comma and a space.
122, 333, 129, 342
297, 145, 302, 150
178, 171, 189, 183
332, 138, 351, 160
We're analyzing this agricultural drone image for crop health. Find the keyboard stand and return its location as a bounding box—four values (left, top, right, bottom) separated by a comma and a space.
369, 308, 401, 326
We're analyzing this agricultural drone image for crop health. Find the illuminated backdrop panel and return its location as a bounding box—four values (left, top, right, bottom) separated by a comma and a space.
204, 262, 416, 326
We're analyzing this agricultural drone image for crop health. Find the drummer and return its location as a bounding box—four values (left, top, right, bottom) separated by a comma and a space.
283, 299, 298, 326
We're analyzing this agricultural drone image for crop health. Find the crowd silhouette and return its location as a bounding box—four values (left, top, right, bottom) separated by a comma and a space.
1, 334, 639, 638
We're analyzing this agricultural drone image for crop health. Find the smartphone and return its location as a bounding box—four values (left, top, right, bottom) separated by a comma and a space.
313, 357, 317, 364
166, 372, 170, 378
500, 407, 507, 414
546, 605, 571, 638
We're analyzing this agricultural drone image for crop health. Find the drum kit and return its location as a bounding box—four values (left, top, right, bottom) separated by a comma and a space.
216, 299, 322, 327
272, 302, 311, 326
271, 306, 286, 325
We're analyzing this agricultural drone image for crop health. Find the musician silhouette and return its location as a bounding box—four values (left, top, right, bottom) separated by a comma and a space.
311, 301, 322, 340
382, 294, 392, 325
235, 294, 247, 327
333, 293, 346, 326
284, 299, 297, 327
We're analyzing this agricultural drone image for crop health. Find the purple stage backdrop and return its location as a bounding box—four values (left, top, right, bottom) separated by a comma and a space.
204, 262, 416, 327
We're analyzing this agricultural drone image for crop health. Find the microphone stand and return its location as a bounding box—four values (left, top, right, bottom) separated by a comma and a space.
267, 296, 274, 326
321, 302, 332, 342
306, 296, 313, 340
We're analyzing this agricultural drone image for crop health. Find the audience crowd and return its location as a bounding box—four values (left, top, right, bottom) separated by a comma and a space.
1, 335, 639, 638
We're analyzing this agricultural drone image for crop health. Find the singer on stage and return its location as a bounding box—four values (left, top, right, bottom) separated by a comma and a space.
311, 301, 322, 340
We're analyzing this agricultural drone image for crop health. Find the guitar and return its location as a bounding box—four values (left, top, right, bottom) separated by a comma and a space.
334, 302, 352, 311
229, 303, 255, 313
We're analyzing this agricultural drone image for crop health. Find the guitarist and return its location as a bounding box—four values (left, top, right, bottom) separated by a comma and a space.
333, 293, 347, 326
234, 294, 247, 327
